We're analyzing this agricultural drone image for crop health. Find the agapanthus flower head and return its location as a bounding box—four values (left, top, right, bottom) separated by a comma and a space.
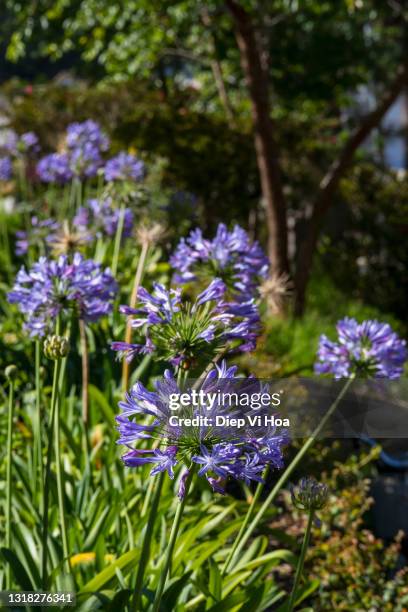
19, 132, 40, 156
291, 477, 329, 511
117, 362, 287, 495
112, 278, 260, 368
66, 120, 109, 152
37, 153, 73, 184
43, 334, 70, 360
74, 197, 134, 238
104, 152, 145, 182
68, 142, 102, 178
3, 131, 18, 154
4, 131, 40, 157
170, 224, 269, 300
0, 156, 12, 181
8, 253, 117, 337
315, 317, 407, 379
15, 216, 60, 256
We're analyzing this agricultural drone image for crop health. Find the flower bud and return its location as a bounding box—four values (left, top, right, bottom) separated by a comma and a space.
5, 364, 18, 381
291, 477, 329, 511
43, 335, 70, 360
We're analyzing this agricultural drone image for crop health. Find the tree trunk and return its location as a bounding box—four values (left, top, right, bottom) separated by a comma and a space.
294, 63, 408, 316
226, 0, 289, 276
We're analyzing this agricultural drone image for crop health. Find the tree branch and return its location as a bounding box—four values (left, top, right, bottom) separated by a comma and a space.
294, 62, 408, 315
313, 62, 408, 222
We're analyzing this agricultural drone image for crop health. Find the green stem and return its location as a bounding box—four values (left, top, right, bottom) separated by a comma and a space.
111, 204, 126, 276
287, 510, 315, 612
78, 319, 92, 487
5, 375, 15, 589
141, 474, 156, 518
223, 376, 354, 573
222, 465, 269, 576
34, 341, 44, 512
131, 472, 165, 612
75, 179, 83, 211
122, 242, 150, 391
152, 469, 194, 612
55, 368, 70, 574
41, 355, 61, 588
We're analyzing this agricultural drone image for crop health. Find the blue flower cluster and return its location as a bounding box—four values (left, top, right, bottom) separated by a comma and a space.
112, 278, 260, 367
315, 317, 407, 379
74, 198, 134, 239
0, 156, 12, 181
104, 152, 145, 182
8, 253, 117, 336
37, 120, 109, 183
36, 121, 145, 184
15, 216, 60, 256
170, 224, 269, 299
5, 130, 40, 157
117, 362, 288, 495
37, 153, 73, 184
66, 120, 109, 152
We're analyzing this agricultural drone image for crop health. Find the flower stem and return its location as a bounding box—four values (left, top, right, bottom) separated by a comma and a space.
131, 471, 165, 612
54, 366, 70, 575
111, 204, 126, 277
222, 377, 354, 573
122, 241, 149, 391
41, 355, 61, 588
222, 466, 269, 575
287, 509, 315, 612
5, 373, 15, 589
34, 340, 44, 512
79, 319, 89, 426
79, 318, 93, 486
152, 469, 194, 612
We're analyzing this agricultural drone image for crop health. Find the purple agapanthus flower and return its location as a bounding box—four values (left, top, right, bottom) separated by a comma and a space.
66, 120, 109, 152
315, 317, 407, 379
37, 153, 73, 184
74, 197, 134, 238
0, 156, 12, 180
170, 224, 269, 300
117, 361, 287, 495
112, 278, 260, 367
19, 132, 40, 154
69, 142, 102, 178
15, 216, 60, 256
8, 253, 117, 337
104, 152, 145, 182
5, 131, 40, 156
3, 131, 18, 154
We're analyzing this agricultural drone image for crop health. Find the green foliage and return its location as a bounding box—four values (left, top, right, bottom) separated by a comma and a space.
321, 163, 408, 322
289, 448, 408, 610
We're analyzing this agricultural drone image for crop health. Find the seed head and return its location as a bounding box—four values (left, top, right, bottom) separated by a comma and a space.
259, 272, 292, 315
136, 222, 166, 247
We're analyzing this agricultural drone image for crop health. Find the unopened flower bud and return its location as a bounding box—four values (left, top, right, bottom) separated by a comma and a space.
43, 335, 69, 360
291, 477, 329, 511
5, 364, 18, 381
